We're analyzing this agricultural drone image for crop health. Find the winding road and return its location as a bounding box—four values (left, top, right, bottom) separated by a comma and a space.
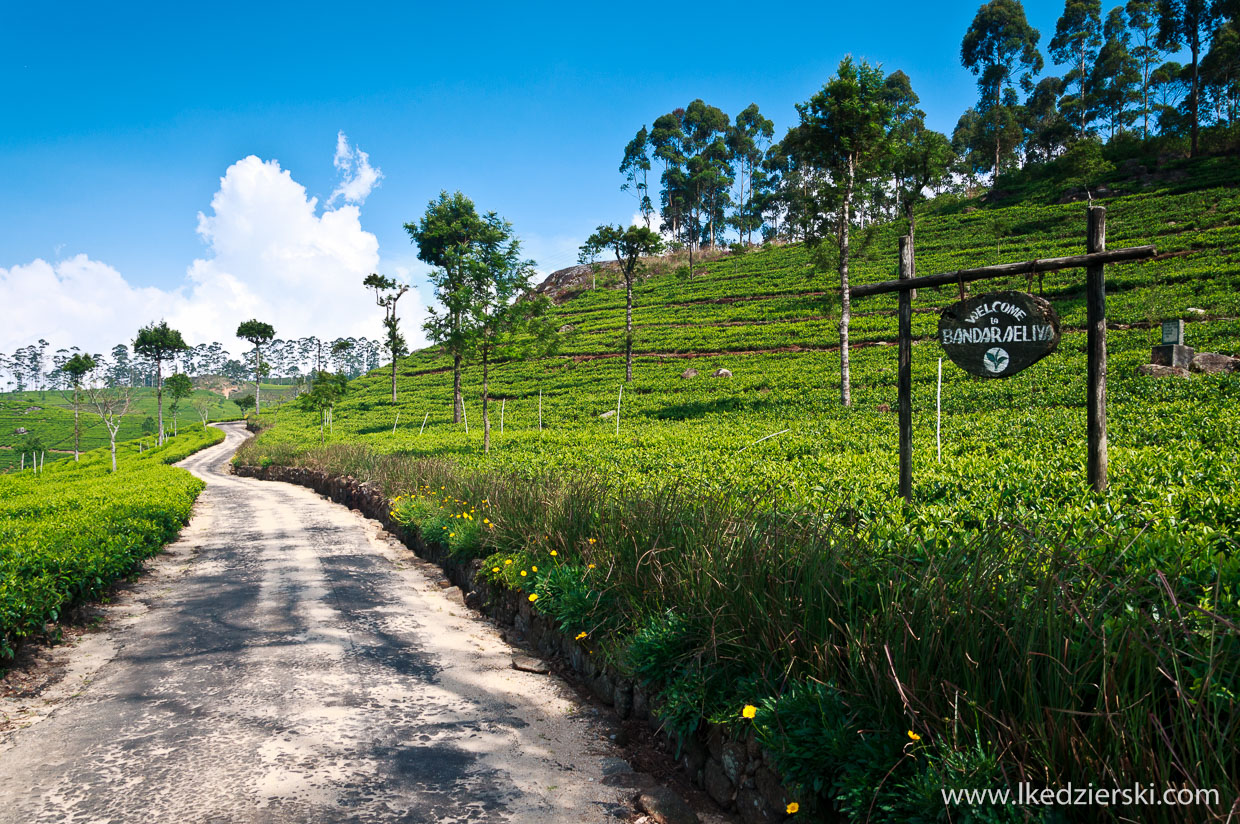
0, 422, 632, 822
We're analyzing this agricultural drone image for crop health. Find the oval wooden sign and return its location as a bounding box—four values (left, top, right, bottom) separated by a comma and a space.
938, 291, 1061, 378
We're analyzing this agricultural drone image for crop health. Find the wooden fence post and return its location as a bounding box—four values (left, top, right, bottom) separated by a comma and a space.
1086, 206, 1108, 492
898, 235, 914, 503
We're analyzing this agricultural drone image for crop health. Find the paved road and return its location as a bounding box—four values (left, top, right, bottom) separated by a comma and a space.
0, 423, 628, 823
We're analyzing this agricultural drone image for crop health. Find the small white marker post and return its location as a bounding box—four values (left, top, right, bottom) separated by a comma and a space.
419, 411, 429, 435
936, 357, 943, 463
501, 398, 506, 433
462, 402, 468, 434
392, 412, 400, 434
616, 385, 623, 437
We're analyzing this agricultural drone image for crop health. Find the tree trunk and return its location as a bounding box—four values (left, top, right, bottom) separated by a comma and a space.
73, 386, 80, 461
156, 362, 165, 445
1190, 41, 1200, 157
839, 158, 854, 407
109, 433, 117, 473
391, 351, 397, 404
625, 271, 634, 383
482, 344, 490, 453
453, 354, 462, 423
254, 348, 262, 415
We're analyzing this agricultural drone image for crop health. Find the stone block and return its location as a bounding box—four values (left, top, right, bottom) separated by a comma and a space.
1137, 364, 1190, 379
704, 758, 735, 806
1151, 344, 1194, 367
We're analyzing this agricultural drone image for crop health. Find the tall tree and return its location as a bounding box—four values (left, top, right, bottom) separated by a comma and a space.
84, 383, 135, 473
133, 321, 188, 445
1202, 19, 1240, 123
1127, 0, 1165, 137
650, 110, 689, 242
1023, 76, 1074, 160
463, 216, 549, 453
1050, 0, 1104, 138
406, 191, 496, 423
164, 372, 193, 437
363, 273, 410, 403
579, 225, 665, 383
962, 0, 1045, 178
1158, 0, 1223, 155
727, 104, 775, 246
682, 100, 734, 250
60, 353, 96, 461
1092, 7, 1143, 137
620, 127, 654, 228
886, 71, 953, 273
787, 57, 894, 407
235, 319, 275, 414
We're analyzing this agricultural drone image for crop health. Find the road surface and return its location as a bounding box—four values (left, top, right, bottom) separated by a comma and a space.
0, 422, 631, 823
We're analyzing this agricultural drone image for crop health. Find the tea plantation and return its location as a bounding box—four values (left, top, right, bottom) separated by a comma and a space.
0, 425, 223, 659
239, 169, 1240, 821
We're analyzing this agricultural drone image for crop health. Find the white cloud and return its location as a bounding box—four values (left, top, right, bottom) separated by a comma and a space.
328, 131, 382, 206
0, 141, 424, 362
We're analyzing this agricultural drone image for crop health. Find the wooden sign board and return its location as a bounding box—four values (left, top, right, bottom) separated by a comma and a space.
938, 291, 1061, 378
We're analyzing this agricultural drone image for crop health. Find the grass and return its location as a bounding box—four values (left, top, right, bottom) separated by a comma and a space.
238, 157, 1240, 821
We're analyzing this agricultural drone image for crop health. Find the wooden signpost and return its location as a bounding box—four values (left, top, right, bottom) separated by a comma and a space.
853, 206, 1156, 502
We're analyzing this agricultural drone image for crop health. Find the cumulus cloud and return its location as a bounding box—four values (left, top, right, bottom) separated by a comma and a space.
0, 139, 422, 361
328, 131, 382, 206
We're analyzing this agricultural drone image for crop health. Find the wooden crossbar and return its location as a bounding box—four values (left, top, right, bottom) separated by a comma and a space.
851, 245, 1157, 298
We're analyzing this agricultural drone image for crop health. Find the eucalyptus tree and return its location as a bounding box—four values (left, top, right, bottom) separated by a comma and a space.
363, 273, 410, 403
134, 320, 188, 445
1202, 19, 1240, 123
1126, 0, 1164, 137
620, 126, 654, 228
885, 72, 953, 272
961, 0, 1044, 179
164, 372, 194, 437
407, 191, 497, 423
60, 353, 96, 461
84, 383, 135, 473
1157, 0, 1223, 155
463, 216, 550, 453
1050, 0, 1103, 138
786, 56, 895, 407
728, 104, 775, 246
235, 319, 275, 413
650, 110, 689, 241
579, 225, 665, 383
1092, 7, 1142, 137
1023, 76, 1073, 161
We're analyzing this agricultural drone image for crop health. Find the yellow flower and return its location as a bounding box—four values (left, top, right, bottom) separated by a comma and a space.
449, 533, 455, 538
742, 705, 757, 719
484, 518, 491, 525
550, 550, 557, 556
492, 567, 500, 573
575, 632, 588, 640
531, 566, 538, 572
786, 802, 799, 814
504, 559, 513, 565
588, 563, 596, 569
588, 538, 596, 544
520, 570, 527, 577
528, 593, 539, 602
907, 730, 921, 742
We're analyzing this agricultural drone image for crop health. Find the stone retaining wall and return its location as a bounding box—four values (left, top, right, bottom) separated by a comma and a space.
233, 462, 801, 823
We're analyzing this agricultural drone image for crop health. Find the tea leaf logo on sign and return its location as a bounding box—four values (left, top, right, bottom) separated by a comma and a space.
938, 291, 1061, 378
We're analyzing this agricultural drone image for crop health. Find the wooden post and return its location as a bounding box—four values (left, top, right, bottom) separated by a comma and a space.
898, 235, 914, 503
1086, 206, 1108, 492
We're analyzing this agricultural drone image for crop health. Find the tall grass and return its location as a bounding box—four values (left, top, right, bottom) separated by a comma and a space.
235, 439, 1238, 821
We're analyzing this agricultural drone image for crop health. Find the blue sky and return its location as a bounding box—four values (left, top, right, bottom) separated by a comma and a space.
0, 1, 1105, 356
